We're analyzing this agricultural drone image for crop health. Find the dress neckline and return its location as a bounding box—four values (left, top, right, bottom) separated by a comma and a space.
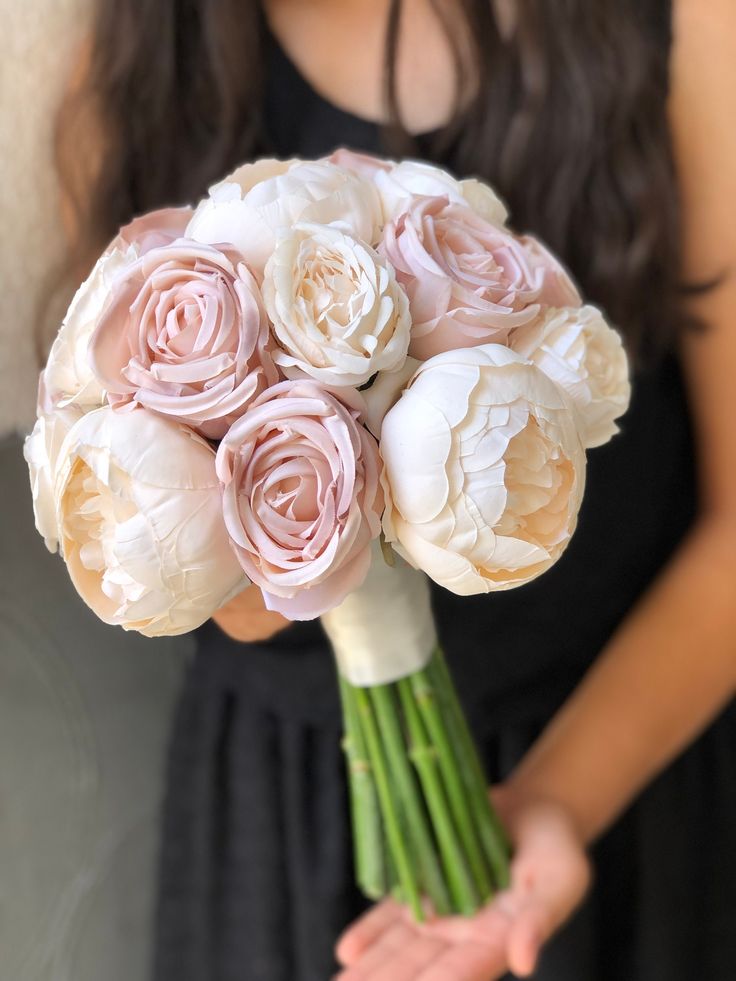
263, 17, 444, 143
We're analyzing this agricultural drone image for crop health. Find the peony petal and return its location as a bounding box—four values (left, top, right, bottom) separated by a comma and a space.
381, 389, 452, 525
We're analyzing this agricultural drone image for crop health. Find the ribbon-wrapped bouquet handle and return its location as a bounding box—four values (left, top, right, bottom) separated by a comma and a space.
322, 540, 436, 686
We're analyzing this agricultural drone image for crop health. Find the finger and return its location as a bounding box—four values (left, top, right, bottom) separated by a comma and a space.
335, 900, 404, 966
335, 921, 418, 979
506, 906, 547, 978
415, 939, 508, 981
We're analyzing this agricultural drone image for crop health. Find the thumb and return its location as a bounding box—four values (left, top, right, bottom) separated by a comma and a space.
506, 905, 547, 978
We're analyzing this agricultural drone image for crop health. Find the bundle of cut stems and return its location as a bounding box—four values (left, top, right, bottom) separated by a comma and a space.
338, 647, 511, 921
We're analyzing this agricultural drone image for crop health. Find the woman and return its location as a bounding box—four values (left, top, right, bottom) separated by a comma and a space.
55, 1, 736, 979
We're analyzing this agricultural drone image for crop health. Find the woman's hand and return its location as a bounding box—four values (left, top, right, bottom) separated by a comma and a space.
334, 789, 590, 981
211, 586, 290, 643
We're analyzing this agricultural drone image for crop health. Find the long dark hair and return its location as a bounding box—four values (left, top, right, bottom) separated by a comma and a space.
54, 0, 691, 359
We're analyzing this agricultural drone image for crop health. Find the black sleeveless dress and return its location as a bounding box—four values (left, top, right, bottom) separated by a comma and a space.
153, 12, 736, 981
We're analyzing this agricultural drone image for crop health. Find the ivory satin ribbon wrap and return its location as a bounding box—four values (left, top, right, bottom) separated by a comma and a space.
321, 540, 437, 686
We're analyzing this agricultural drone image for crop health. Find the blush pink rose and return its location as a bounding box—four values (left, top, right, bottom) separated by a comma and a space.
216, 380, 383, 620
381, 195, 581, 360
88, 239, 279, 439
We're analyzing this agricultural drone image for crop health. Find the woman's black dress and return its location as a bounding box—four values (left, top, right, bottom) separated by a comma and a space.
153, 10, 736, 981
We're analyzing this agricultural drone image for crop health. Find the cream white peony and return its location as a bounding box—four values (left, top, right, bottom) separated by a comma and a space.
330, 150, 508, 228
362, 356, 421, 438
30, 268, 108, 550
380, 344, 586, 593
24, 406, 80, 552
374, 160, 509, 228
510, 305, 631, 449
187, 159, 384, 273
41, 247, 132, 413
263, 222, 411, 386
53, 406, 247, 636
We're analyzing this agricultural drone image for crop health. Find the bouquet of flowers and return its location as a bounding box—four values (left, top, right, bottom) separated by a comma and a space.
25, 151, 630, 920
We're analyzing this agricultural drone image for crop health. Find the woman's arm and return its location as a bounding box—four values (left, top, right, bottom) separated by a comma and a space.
505, 0, 736, 844
212, 587, 289, 642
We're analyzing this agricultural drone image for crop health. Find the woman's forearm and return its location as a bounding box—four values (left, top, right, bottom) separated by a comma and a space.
505, 512, 736, 844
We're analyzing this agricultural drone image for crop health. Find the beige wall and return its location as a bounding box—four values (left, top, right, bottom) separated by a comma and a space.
0, 0, 90, 437
0, 6, 189, 979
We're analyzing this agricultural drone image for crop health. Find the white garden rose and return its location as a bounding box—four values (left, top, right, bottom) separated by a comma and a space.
53, 406, 247, 636
187, 159, 384, 274
510, 305, 631, 449
263, 223, 411, 386
380, 344, 586, 593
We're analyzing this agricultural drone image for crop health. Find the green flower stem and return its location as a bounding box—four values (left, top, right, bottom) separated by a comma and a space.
397, 678, 479, 916
431, 649, 512, 889
385, 833, 403, 904
411, 667, 493, 903
352, 686, 424, 921
369, 686, 452, 917
338, 677, 386, 899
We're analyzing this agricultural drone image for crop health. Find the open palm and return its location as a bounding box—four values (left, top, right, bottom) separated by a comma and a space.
335, 796, 591, 981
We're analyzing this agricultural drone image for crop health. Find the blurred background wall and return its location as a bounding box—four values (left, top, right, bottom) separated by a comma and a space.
0, 4, 190, 979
